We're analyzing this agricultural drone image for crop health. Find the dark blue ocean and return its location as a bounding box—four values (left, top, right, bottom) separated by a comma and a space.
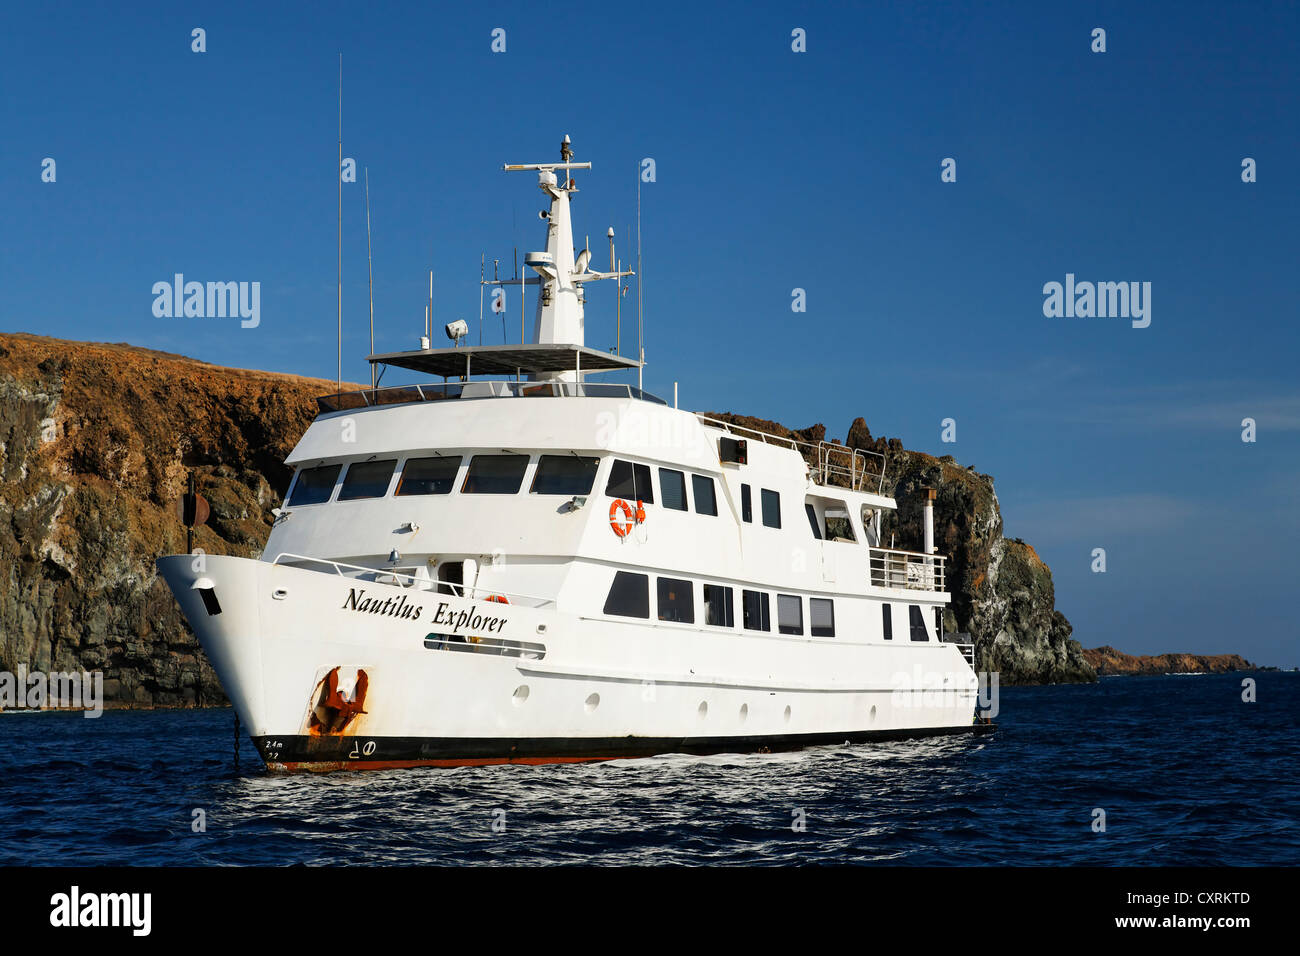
2, 673, 1296, 866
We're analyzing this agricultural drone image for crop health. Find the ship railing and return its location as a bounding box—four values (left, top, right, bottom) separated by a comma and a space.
868, 547, 946, 592
694, 416, 886, 494
316, 381, 666, 413
947, 641, 975, 668
268, 553, 556, 608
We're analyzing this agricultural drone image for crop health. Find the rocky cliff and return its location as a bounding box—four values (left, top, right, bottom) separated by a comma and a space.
1, 333, 1093, 709
0, 333, 351, 707
1083, 646, 1254, 676
705, 413, 1095, 684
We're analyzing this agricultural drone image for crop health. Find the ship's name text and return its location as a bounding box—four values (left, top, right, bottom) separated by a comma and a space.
341, 589, 508, 633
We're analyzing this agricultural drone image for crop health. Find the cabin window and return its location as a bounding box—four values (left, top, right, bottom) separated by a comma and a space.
462, 454, 530, 494
909, 604, 930, 642
882, 604, 893, 640
659, 468, 688, 511
397, 456, 462, 496
703, 584, 734, 627
338, 459, 397, 500
805, 503, 822, 539
761, 489, 781, 528
810, 598, 835, 637
692, 475, 718, 516
531, 454, 600, 495
824, 504, 856, 542
657, 577, 695, 624
741, 484, 752, 522
287, 464, 341, 506
605, 459, 655, 503
777, 594, 803, 635
742, 589, 770, 631
603, 571, 649, 618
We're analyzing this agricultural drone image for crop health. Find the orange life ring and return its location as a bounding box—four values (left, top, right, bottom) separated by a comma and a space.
485, 594, 508, 604
610, 498, 634, 537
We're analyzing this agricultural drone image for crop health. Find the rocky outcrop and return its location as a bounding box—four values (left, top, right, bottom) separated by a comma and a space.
0, 333, 352, 708
1083, 646, 1254, 676
705, 414, 1095, 684
2, 332, 1094, 707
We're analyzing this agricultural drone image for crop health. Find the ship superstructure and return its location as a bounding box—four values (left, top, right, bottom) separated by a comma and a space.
158, 138, 986, 771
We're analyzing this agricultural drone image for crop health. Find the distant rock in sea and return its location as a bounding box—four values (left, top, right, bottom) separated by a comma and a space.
1083, 645, 1254, 676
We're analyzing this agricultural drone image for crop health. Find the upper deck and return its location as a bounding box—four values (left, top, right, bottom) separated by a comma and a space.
309, 377, 888, 501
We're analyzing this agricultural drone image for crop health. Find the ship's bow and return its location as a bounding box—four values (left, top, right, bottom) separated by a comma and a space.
156, 553, 269, 735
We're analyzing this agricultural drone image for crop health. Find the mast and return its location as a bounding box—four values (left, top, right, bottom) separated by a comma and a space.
336, 54, 342, 395
365, 166, 375, 391
636, 162, 643, 391
491, 136, 636, 381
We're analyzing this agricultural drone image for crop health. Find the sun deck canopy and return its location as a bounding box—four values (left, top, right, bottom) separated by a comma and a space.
368, 343, 642, 378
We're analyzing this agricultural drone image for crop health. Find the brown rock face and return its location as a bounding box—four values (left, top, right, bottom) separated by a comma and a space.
0, 333, 356, 708
705, 413, 1095, 684
1083, 646, 1254, 676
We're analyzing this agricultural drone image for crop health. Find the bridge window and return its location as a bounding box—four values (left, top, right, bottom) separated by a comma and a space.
761, 489, 782, 528
462, 454, 529, 494
657, 577, 694, 624
703, 584, 734, 627
741, 484, 752, 522
397, 456, 462, 496
810, 598, 835, 637
287, 464, 341, 506
338, 459, 397, 500
659, 468, 688, 511
606, 459, 655, 503
909, 605, 930, 642
777, 594, 803, 635
805, 503, 822, 539
603, 571, 649, 618
882, 604, 893, 640
531, 454, 599, 495
742, 589, 769, 631
692, 475, 718, 516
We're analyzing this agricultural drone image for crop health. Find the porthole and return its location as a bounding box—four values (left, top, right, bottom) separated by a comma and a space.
739, 703, 749, 722
584, 693, 600, 713
783, 705, 792, 723
512, 685, 529, 706
697, 701, 708, 719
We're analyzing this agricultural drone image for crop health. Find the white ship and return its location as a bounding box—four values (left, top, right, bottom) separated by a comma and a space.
158, 138, 988, 771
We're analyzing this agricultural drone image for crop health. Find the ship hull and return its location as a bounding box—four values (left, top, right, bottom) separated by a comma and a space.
254, 724, 993, 772
158, 554, 987, 773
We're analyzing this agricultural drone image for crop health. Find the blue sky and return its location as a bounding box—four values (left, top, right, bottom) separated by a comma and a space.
2, 1, 1297, 665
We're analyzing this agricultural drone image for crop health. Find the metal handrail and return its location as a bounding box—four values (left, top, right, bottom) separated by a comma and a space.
268, 552, 555, 607
695, 416, 887, 493
317, 381, 666, 413
867, 547, 947, 592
